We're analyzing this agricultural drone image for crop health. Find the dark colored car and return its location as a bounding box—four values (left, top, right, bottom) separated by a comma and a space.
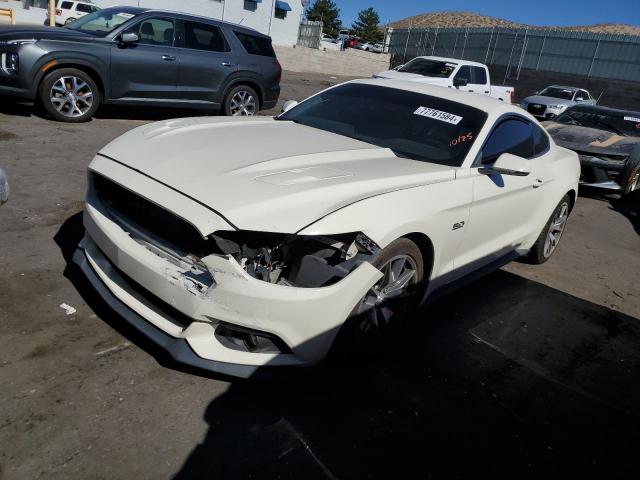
0, 7, 281, 122
543, 105, 640, 195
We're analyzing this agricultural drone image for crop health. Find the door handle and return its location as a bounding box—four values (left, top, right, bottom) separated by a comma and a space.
221, 61, 235, 67
161, 55, 176, 61
468, 90, 474, 92
484, 91, 490, 94
533, 178, 544, 188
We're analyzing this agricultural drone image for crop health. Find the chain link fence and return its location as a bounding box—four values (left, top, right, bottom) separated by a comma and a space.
388, 27, 640, 83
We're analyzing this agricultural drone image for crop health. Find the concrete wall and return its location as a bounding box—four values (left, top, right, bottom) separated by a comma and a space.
274, 45, 391, 77
94, 0, 304, 46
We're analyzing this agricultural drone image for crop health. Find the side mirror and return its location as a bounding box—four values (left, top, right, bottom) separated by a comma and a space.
393, 64, 404, 71
281, 100, 298, 113
479, 153, 531, 176
120, 32, 139, 46
453, 77, 468, 88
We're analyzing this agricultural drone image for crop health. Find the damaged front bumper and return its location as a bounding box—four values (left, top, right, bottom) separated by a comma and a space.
75, 198, 383, 377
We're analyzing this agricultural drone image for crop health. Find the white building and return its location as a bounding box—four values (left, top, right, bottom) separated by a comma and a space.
5, 0, 305, 46
94, 0, 305, 45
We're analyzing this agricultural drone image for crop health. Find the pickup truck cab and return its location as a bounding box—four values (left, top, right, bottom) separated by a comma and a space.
374, 56, 515, 104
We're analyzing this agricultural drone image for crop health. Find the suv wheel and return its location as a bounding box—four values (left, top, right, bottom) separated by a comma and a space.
39, 68, 100, 123
224, 85, 258, 116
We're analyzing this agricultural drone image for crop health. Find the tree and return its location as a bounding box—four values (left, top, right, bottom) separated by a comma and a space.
352, 7, 383, 42
305, 0, 341, 38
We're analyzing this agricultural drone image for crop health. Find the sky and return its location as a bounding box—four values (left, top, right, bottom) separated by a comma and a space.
335, 0, 640, 28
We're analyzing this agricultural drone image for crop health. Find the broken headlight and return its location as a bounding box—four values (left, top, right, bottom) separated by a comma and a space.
209, 231, 380, 288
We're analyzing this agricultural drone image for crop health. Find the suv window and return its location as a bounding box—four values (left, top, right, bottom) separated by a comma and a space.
75, 4, 93, 14
132, 18, 175, 46
471, 66, 487, 85
60, 1, 74, 10
184, 21, 229, 52
454, 65, 471, 83
482, 118, 534, 164
234, 31, 276, 57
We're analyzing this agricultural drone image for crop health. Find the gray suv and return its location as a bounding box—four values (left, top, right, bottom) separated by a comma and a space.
0, 7, 281, 122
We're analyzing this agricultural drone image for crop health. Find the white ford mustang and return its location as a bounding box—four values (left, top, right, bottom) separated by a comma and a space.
75, 79, 579, 377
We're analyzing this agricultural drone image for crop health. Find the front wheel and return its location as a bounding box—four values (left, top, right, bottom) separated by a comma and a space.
333, 238, 424, 357
39, 68, 100, 123
526, 194, 571, 264
223, 85, 259, 116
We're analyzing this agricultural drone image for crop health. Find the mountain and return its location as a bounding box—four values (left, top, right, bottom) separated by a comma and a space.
389, 11, 640, 36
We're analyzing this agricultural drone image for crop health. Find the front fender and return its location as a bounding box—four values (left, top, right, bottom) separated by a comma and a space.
297, 179, 473, 286
28, 47, 109, 98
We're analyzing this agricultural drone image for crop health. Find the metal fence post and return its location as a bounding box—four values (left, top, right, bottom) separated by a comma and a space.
484, 27, 494, 64
490, 31, 500, 65
461, 28, 469, 59
432, 26, 439, 55
587, 39, 601, 78
536, 30, 548, 71
503, 32, 518, 85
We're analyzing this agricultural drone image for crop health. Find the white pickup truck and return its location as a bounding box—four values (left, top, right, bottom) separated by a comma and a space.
374, 56, 515, 104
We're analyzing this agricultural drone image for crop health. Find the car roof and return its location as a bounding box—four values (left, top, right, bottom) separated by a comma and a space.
99, 6, 148, 15
547, 85, 581, 91
349, 78, 522, 116
415, 56, 486, 68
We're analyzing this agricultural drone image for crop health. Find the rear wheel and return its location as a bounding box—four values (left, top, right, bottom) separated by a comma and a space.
334, 238, 424, 357
526, 194, 571, 264
223, 85, 259, 116
39, 68, 100, 123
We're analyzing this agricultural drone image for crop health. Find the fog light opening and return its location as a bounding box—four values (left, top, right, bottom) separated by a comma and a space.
215, 323, 290, 354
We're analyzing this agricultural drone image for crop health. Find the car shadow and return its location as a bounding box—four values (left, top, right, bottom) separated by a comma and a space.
55, 213, 640, 479
611, 190, 640, 235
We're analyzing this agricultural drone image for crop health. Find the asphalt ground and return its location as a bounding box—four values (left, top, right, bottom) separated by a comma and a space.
0, 71, 639, 479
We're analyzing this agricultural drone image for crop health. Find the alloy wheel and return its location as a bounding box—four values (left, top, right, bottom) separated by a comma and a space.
229, 90, 256, 116
355, 254, 418, 338
49, 76, 93, 118
543, 201, 569, 258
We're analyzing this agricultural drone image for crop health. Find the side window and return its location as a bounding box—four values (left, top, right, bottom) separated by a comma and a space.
60, 1, 74, 10
454, 65, 471, 83
75, 4, 92, 14
243, 0, 258, 12
482, 119, 534, 164
184, 21, 229, 52
132, 18, 175, 47
234, 31, 276, 57
471, 66, 488, 85
577, 90, 589, 101
532, 124, 550, 155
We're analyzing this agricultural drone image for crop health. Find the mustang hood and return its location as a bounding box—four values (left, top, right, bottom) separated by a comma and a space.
96, 117, 456, 234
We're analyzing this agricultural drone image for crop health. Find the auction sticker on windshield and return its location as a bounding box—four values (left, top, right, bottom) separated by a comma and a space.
414, 106, 463, 125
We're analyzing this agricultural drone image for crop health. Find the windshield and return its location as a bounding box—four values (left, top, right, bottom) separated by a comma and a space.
555, 107, 640, 137
277, 83, 487, 167
65, 9, 139, 37
538, 87, 576, 101
398, 59, 456, 78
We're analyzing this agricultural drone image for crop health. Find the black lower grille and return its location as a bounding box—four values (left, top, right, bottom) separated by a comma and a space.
92, 174, 220, 258
527, 103, 546, 115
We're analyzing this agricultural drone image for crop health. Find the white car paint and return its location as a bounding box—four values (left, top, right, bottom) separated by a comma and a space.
375, 56, 515, 103
76, 79, 579, 377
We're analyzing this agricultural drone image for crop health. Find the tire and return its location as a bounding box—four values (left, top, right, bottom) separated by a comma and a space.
526, 194, 571, 264
39, 68, 100, 123
332, 238, 425, 357
223, 84, 259, 116
621, 151, 640, 196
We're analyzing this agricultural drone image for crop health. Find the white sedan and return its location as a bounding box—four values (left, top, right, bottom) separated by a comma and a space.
75, 80, 579, 377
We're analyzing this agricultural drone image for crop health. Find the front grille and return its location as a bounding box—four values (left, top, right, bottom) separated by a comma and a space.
527, 103, 546, 115
92, 174, 220, 258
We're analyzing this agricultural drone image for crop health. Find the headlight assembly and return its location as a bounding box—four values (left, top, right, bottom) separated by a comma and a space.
0, 52, 19, 75
208, 230, 381, 288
